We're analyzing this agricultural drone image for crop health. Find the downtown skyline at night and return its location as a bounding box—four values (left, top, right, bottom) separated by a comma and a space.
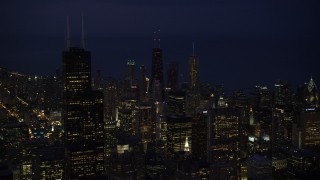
1, 0, 320, 179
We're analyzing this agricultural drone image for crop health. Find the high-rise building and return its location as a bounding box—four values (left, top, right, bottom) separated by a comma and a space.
271, 108, 285, 156
135, 102, 157, 152
117, 98, 136, 135
167, 63, 179, 92
150, 32, 164, 101
125, 60, 135, 87
109, 134, 145, 179
93, 69, 103, 91
300, 108, 320, 148
208, 108, 241, 176
247, 154, 272, 180
303, 77, 319, 108
63, 44, 104, 179
191, 112, 208, 161
139, 65, 149, 102
103, 82, 118, 174
189, 52, 199, 91
252, 85, 272, 109
145, 140, 166, 179
166, 115, 192, 159
167, 90, 186, 114
274, 80, 292, 107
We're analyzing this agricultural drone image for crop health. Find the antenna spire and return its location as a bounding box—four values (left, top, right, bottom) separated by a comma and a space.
153, 29, 161, 48
158, 29, 161, 48
153, 31, 156, 48
66, 16, 70, 50
81, 12, 86, 49
192, 41, 195, 56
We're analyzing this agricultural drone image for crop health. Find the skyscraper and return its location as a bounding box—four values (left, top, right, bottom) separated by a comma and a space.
167, 63, 179, 91
125, 60, 135, 88
139, 65, 149, 102
304, 77, 319, 108
62, 17, 104, 179
300, 108, 320, 148
166, 115, 192, 159
150, 30, 164, 101
208, 108, 241, 177
274, 80, 292, 107
186, 44, 201, 116
188, 44, 199, 91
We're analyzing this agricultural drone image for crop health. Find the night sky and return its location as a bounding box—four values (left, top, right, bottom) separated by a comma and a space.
1, 0, 320, 90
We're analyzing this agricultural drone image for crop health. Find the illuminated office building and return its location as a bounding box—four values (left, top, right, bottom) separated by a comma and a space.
135, 102, 157, 152
117, 98, 136, 135
39, 147, 64, 180
189, 49, 199, 91
0, 122, 29, 161
166, 115, 192, 159
167, 90, 186, 114
300, 108, 320, 148
104, 83, 118, 173
63, 41, 104, 178
279, 148, 318, 178
208, 108, 241, 177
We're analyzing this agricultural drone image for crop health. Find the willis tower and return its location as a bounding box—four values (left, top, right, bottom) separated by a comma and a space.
62, 15, 104, 179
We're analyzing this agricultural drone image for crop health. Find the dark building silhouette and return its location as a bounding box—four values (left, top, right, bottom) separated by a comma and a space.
274, 80, 292, 107
167, 90, 186, 114
150, 32, 164, 101
189, 54, 199, 92
139, 65, 149, 102
191, 112, 208, 161
62, 46, 104, 179
167, 63, 179, 92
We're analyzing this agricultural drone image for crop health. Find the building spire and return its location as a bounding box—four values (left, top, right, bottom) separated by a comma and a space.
66, 15, 70, 50
153, 29, 161, 48
308, 76, 318, 92
192, 41, 195, 56
158, 29, 161, 48
81, 12, 86, 49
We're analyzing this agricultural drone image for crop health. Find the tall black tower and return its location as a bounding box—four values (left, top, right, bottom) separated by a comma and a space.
62, 15, 104, 179
150, 30, 164, 100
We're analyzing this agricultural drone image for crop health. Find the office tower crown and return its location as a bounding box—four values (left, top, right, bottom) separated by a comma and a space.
308, 77, 318, 92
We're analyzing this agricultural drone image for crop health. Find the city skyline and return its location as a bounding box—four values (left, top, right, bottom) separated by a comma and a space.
1, 1, 320, 177
1, 0, 320, 90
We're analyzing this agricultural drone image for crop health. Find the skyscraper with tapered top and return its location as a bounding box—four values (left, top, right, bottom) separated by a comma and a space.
62, 15, 104, 179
